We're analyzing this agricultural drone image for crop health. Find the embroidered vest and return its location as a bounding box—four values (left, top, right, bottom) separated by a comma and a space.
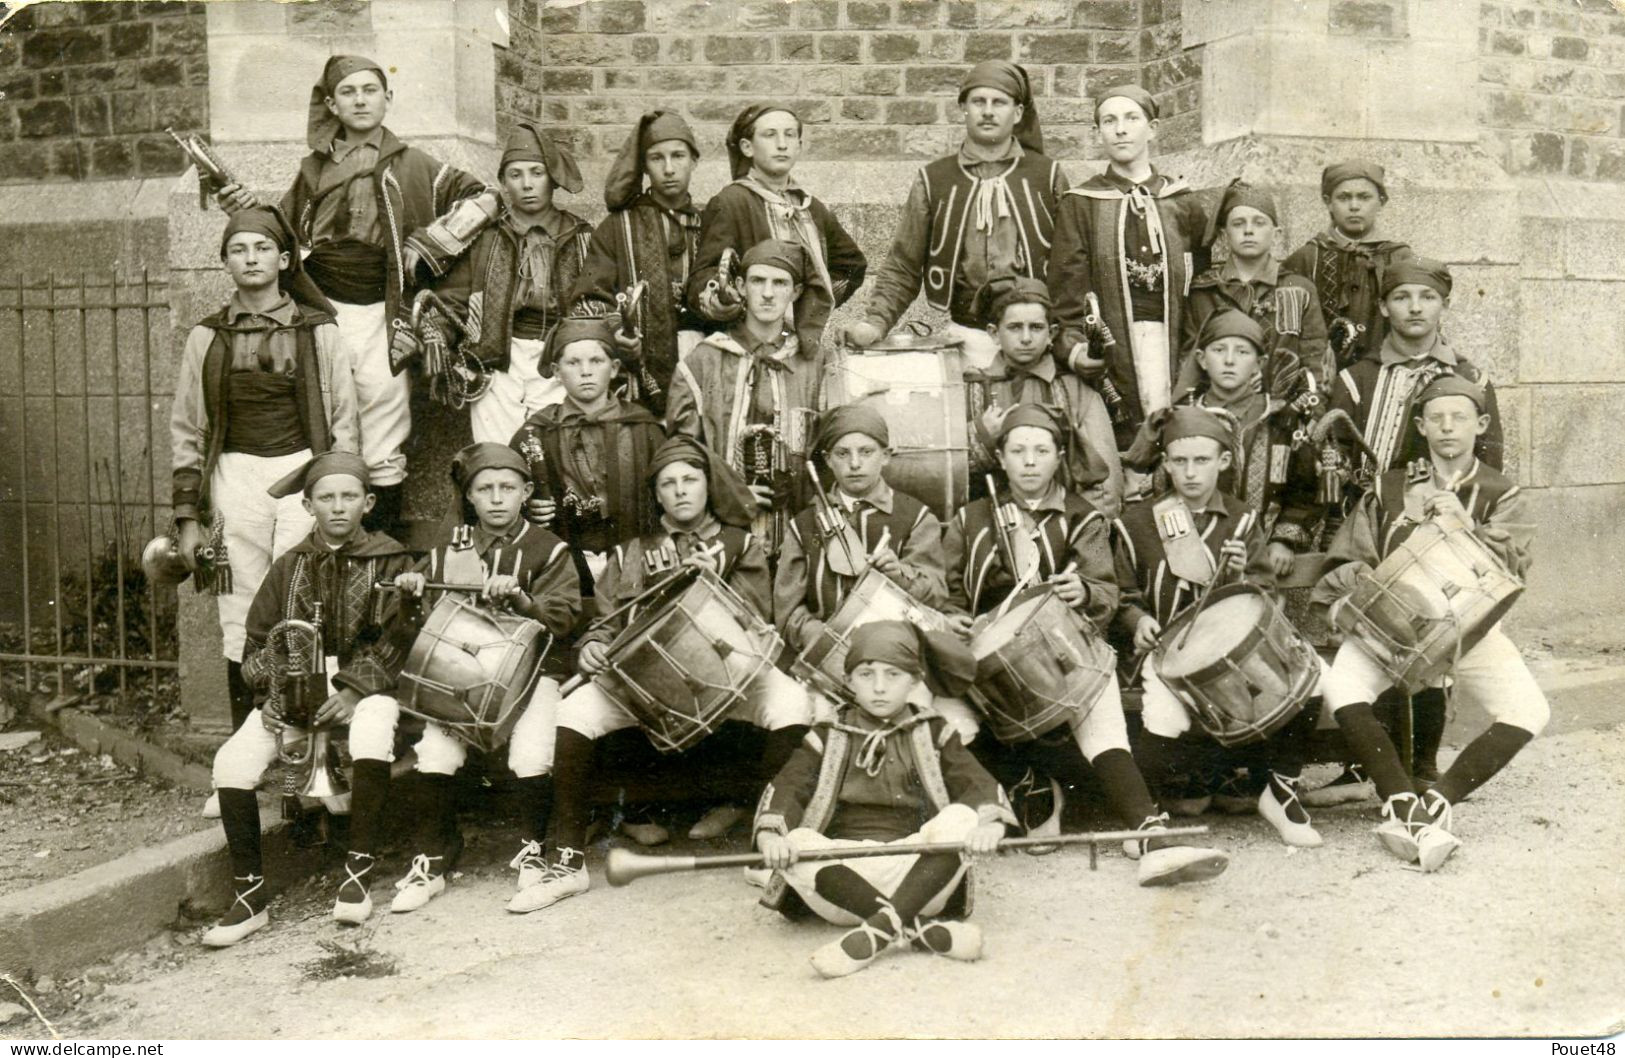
920, 151, 1060, 314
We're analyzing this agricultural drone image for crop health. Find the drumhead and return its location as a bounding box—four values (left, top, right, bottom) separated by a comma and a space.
971, 594, 1048, 654
1160, 592, 1268, 678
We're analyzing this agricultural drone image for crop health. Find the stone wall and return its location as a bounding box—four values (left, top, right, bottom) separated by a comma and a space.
0, 1, 210, 184
1478, 0, 1625, 179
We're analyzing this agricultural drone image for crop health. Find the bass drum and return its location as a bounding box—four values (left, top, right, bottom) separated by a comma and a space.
823, 330, 969, 520
398, 594, 550, 753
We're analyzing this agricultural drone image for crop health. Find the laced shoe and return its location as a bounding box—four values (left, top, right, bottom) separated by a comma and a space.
907, 917, 984, 962
333, 851, 376, 925
1374, 792, 1427, 863
1302, 764, 1377, 807
1133, 813, 1230, 887
1416, 791, 1462, 873
507, 846, 589, 914
1011, 770, 1064, 855
202, 874, 268, 948
620, 820, 671, 847
389, 853, 447, 914
688, 803, 746, 840
811, 902, 904, 979
509, 840, 548, 892
1258, 774, 1323, 848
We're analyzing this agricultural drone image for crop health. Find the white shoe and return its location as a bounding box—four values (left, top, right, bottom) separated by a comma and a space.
1259, 776, 1323, 848
203, 875, 267, 948
1131, 815, 1229, 886
1416, 792, 1461, 873
688, 804, 745, 840
620, 820, 671, 847
811, 907, 903, 979
509, 840, 548, 892
1020, 777, 1064, 855
507, 847, 589, 914
390, 854, 447, 914
907, 918, 984, 962
333, 852, 376, 925
1303, 765, 1377, 807
201, 791, 221, 819
742, 866, 772, 889
1375, 794, 1424, 863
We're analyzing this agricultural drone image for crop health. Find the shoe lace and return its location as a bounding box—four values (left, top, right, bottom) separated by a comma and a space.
394, 853, 443, 891
1132, 811, 1172, 855
231, 873, 265, 918
1421, 790, 1454, 832
338, 852, 374, 901
1381, 793, 1428, 836
846, 900, 905, 960
508, 840, 544, 871
547, 846, 585, 879
905, 916, 951, 956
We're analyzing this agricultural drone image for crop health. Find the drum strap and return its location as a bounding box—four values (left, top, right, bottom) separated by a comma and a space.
1153, 496, 1215, 586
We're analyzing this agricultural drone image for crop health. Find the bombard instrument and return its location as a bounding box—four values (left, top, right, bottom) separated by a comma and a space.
1082, 291, 1128, 423
805, 461, 867, 578
1328, 315, 1366, 368
261, 602, 346, 819
410, 288, 491, 409
987, 474, 1041, 589
167, 126, 239, 209
141, 531, 225, 592
605, 825, 1213, 886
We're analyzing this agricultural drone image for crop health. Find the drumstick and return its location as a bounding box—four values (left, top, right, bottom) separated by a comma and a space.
373, 580, 486, 593
1171, 510, 1256, 651
870, 527, 891, 557
806, 461, 862, 575
606, 825, 1213, 886
558, 563, 710, 695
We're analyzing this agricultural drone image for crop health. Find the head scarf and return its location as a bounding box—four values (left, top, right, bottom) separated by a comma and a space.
445, 442, 531, 526
546, 315, 618, 367
843, 620, 978, 698
1123, 405, 1238, 471
306, 55, 387, 151
740, 239, 807, 284
267, 451, 370, 499
647, 436, 758, 530
726, 102, 800, 180
1415, 373, 1486, 413
605, 111, 699, 211
971, 274, 1052, 328
1320, 160, 1388, 201
1094, 84, 1158, 122
1197, 309, 1265, 352
816, 404, 889, 453
1202, 178, 1279, 248
219, 207, 289, 258
958, 60, 1044, 154
993, 402, 1067, 449
500, 122, 583, 195
1380, 257, 1452, 299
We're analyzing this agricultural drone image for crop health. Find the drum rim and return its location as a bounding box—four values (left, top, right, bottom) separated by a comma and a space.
1153, 583, 1278, 683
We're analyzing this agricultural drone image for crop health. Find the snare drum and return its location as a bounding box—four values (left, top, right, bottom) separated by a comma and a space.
398, 595, 551, 753
594, 571, 784, 754
823, 332, 969, 520
792, 568, 950, 699
967, 590, 1115, 743
1154, 584, 1320, 748
1340, 512, 1523, 693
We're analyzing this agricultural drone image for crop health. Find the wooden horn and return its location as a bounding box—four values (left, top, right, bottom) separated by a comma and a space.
605, 826, 1212, 887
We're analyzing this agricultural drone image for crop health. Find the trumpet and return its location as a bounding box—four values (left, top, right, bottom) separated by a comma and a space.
261, 602, 347, 815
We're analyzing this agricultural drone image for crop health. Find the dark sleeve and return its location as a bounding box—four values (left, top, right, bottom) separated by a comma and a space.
332, 553, 418, 698
895, 506, 947, 607
426, 232, 480, 315
578, 546, 633, 649
687, 194, 742, 320
433, 160, 490, 215
1069, 512, 1120, 632
568, 217, 625, 317
936, 726, 1017, 827
1269, 437, 1325, 552
1479, 378, 1505, 471
756, 731, 825, 837
521, 541, 584, 639
1047, 197, 1095, 358
1110, 517, 1153, 640
727, 535, 775, 624
814, 199, 867, 307
1239, 507, 1278, 593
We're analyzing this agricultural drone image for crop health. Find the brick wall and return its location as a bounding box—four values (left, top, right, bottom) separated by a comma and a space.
0, 1, 209, 184
497, 0, 1200, 167
1479, 0, 1625, 180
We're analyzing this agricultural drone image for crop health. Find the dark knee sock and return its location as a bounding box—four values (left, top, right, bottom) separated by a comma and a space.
1410, 688, 1449, 779
1334, 702, 1417, 802
1132, 733, 1190, 797
1027, 731, 1094, 792
516, 774, 554, 846
225, 661, 255, 731
346, 759, 391, 858
1263, 701, 1323, 780
888, 852, 963, 923
1434, 723, 1533, 805
1090, 747, 1160, 827
549, 728, 596, 852
762, 725, 809, 786
218, 787, 263, 878
411, 773, 456, 863
813, 864, 885, 919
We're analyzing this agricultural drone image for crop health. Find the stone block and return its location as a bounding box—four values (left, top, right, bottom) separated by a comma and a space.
1016, 31, 1095, 64
1517, 215, 1564, 279
75, 95, 110, 138
1517, 483, 1625, 623
803, 67, 845, 95
1328, 0, 1405, 37
18, 99, 74, 139
842, 98, 881, 121
816, 34, 861, 62
852, 68, 902, 96
109, 21, 154, 60
895, 1, 943, 28
542, 68, 594, 93
964, 31, 1014, 60
1529, 384, 1625, 487
1494, 383, 1529, 486
777, 32, 817, 62
904, 65, 969, 94
1564, 219, 1625, 280
1517, 279, 1625, 384
738, 0, 795, 28
886, 98, 940, 124
976, 0, 1074, 27
578, 0, 647, 33
792, 0, 841, 29
1071, 0, 1138, 29
844, 1, 894, 29
21, 27, 107, 69
1095, 30, 1139, 63
1181, 0, 1266, 45
1440, 262, 1519, 380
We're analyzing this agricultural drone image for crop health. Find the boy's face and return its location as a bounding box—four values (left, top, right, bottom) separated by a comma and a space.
1379, 283, 1445, 342
960, 87, 1022, 148
825, 431, 890, 498
1222, 206, 1275, 261
655, 460, 709, 528
325, 70, 390, 136
643, 140, 696, 203
848, 660, 919, 722
466, 467, 532, 534
1324, 178, 1384, 239
303, 473, 374, 544
501, 161, 554, 216
742, 264, 799, 326
997, 425, 1061, 497
222, 233, 289, 294
1095, 96, 1156, 166
740, 110, 801, 180
990, 302, 1053, 366
556, 339, 618, 406
1197, 336, 1262, 397
1163, 436, 1231, 503
1415, 395, 1488, 462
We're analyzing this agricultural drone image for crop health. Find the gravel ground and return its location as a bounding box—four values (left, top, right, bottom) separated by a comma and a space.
5, 721, 1620, 1041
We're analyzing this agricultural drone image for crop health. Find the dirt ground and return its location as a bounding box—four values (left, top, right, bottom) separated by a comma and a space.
1, 719, 1619, 1041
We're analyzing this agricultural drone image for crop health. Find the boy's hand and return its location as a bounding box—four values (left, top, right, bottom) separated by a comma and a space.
578, 641, 610, 676
1134, 614, 1162, 653
613, 328, 642, 360
314, 687, 361, 728
484, 574, 525, 607
401, 246, 423, 281
1067, 341, 1105, 376
869, 546, 904, 580
756, 831, 798, 870
842, 320, 882, 348
684, 546, 721, 576
215, 183, 261, 213
964, 822, 1005, 857
748, 483, 775, 510
524, 498, 557, 526
946, 613, 975, 639
1051, 569, 1087, 607
1423, 490, 1471, 526
394, 571, 426, 597
1267, 542, 1295, 577
1219, 538, 1248, 577
176, 519, 202, 572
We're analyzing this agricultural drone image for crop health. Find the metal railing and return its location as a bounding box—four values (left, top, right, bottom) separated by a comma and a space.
0, 271, 180, 705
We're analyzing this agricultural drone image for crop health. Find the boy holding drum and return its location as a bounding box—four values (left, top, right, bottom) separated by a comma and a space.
518, 437, 815, 913
1314, 374, 1545, 873
344, 442, 581, 919
943, 404, 1228, 885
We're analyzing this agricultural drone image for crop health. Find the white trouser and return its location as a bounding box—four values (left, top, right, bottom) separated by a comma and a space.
212, 698, 384, 792
333, 300, 409, 486
938, 673, 1132, 760
943, 322, 1000, 373
470, 336, 563, 444
781, 803, 976, 926
211, 450, 314, 661
348, 678, 564, 776
1139, 655, 1332, 740
1128, 320, 1172, 418
559, 665, 812, 740
1322, 624, 1549, 736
